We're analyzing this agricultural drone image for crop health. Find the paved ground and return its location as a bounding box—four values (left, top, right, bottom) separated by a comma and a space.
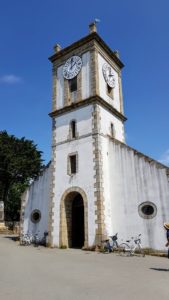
0, 235, 169, 300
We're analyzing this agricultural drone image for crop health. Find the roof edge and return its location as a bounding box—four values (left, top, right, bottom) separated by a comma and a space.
49, 32, 124, 69
110, 137, 169, 170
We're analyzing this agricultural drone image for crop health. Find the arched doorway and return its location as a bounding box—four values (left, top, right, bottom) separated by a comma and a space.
72, 193, 84, 248
60, 187, 88, 248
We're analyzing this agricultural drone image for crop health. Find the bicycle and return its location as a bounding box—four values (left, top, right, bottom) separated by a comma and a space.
101, 233, 118, 253
40, 231, 48, 246
33, 233, 40, 247
118, 234, 145, 257
20, 231, 47, 247
20, 233, 33, 246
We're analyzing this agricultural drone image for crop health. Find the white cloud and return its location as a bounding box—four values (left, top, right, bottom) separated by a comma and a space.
159, 149, 169, 166
0, 74, 22, 84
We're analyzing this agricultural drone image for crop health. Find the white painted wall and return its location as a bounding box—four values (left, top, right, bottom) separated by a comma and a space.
98, 53, 121, 112
22, 164, 51, 239
81, 51, 91, 99
100, 105, 126, 237
56, 65, 64, 109
52, 104, 96, 247
55, 105, 93, 143
107, 141, 169, 250
100, 136, 112, 237
99, 106, 125, 143
22, 104, 169, 251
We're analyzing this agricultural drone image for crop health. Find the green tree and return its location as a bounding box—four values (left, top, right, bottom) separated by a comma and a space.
4, 183, 27, 221
0, 131, 43, 220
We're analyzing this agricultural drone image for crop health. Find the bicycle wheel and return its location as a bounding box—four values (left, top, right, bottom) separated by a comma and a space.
101, 240, 111, 253
101, 243, 111, 253
135, 245, 145, 257
118, 243, 131, 256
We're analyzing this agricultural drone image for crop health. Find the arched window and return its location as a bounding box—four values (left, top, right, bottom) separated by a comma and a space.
107, 84, 114, 99
69, 77, 77, 92
70, 120, 76, 138
69, 77, 77, 102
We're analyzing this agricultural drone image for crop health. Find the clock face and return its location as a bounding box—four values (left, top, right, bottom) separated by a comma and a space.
63, 55, 82, 80
102, 63, 116, 88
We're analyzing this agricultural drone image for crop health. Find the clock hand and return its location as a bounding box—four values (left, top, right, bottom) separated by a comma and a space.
70, 58, 74, 69
108, 68, 114, 77
71, 62, 76, 71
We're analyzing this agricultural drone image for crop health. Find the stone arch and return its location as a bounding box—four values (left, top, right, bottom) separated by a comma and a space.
59, 187, 88, 248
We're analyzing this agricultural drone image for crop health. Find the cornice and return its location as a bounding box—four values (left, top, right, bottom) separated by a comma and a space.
49, 95, 127, 122
49, 32, 124, 69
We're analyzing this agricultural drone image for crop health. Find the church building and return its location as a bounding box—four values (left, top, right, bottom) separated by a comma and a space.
21, 23, 169, 250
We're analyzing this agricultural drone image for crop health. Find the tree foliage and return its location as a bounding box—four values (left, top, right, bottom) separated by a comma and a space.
4, 183, 27, 221
0, 131, 43, 220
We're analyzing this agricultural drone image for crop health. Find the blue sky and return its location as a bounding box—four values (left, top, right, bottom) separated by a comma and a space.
0, 0, 169, 165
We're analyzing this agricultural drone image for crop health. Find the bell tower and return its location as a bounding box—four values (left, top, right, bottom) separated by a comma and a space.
48, 24, 127, 248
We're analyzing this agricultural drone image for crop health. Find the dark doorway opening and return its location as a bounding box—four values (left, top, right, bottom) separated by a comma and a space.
72, 194, 84, 248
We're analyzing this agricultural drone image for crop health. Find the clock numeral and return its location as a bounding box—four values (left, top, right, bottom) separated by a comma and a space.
64, 71, 68, 78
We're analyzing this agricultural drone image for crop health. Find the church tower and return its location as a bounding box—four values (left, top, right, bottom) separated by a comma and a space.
21, 23, 169, 251
48, 23, 127, 248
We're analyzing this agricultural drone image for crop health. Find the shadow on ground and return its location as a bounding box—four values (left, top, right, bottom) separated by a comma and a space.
3, 235, 19, 242
150, 268, 169, 272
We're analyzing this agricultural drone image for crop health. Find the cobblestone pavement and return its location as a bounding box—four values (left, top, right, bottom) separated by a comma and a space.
0, 235, 169, 300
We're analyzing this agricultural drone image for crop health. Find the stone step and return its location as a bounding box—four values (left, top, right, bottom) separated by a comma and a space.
0, 230, 15, 234
0, 224, 10, 234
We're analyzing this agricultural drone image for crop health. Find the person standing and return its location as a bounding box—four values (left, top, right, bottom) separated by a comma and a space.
164, 223, 169, 259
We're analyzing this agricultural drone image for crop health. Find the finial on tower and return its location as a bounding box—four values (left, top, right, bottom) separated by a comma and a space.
53, 44, 62, 53
89, 19, 100, 33
114, 50, 120, 58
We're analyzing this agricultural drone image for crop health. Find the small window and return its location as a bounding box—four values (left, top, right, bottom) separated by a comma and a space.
107, 84, 114, 98
111, 123, 115, 137
69, 77, 77, 92
31, 209, 41, 223
138, 202, 157, 219
70, 120, 76, 138
70, 155, 77, 174
142, 205, 154, 215
67, 153, 78, 176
